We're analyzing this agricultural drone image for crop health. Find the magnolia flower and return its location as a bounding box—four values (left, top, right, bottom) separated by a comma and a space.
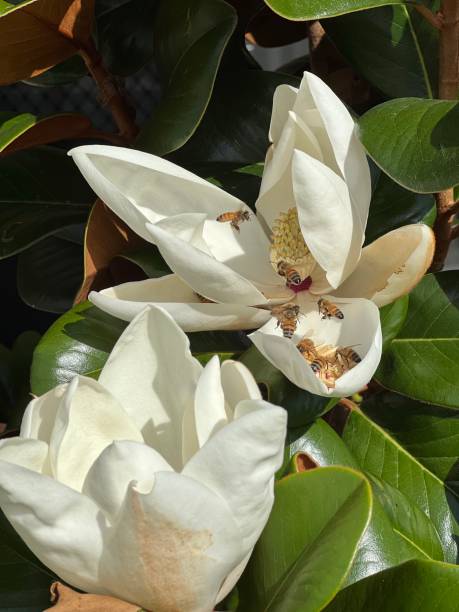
0, 306, 286, 611
70, 72, 434, 396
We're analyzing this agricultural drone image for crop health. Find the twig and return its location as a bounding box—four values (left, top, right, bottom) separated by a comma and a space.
430, 0, 459, 272
79, 40, 138, 142
414, 4, 443, 30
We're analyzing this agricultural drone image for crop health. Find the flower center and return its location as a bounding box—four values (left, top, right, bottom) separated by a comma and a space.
297, 337, 361, 389
270, 208, 315, 290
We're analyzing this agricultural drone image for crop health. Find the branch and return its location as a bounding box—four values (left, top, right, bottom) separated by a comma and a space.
79, 40, 138, 143
414, 4, 443, 30
430, 0, 459, 272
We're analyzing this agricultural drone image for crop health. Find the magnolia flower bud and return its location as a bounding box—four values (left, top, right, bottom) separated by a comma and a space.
0, 306, 287, 611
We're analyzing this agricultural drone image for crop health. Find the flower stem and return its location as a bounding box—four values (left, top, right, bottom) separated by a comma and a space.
79, 40, 138, 143
430, 0, 459, 272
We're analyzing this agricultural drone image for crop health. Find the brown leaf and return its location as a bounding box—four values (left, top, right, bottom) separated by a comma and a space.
46, 582, 142, 611
0, 0, 95, 85
292, 452, 319, 472
74, 199, 146, 303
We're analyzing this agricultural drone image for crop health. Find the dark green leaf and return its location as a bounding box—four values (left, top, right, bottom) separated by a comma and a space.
326, 4, 438, 99
365, 168, 434, 244
239, 468, 372, 612
17, 233, 83, 313
362, 391, 459, 496
96, 0, 157, 76
0, 147, 93, 258
264, 0, 405, 20
238, 345, 337, 428
324, 560, 459, 611
359, 98, 459, 193
342, 408, 458, 562
376, 271, 459, 408
137, 0, 237, 156
0, 542, 52, 608
118, 245, 171, 278
172, 70, 300, 166
23, 55, 87, 87
0, 112, 35, 151
379, 296, 409, 352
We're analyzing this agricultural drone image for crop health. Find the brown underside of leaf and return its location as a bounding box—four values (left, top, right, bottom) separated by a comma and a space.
0, 0, 95, 85
74, 199, 147, 304
293, 452, 319, 472
46, 582, 142, 611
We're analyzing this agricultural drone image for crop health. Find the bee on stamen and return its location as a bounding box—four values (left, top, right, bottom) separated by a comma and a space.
271, 302, 301, 339
277, 260, 302, 287
216, 209, 251, 232
317, 297, 344, 320
335, 346, 361, 369
296, 337, 318, 360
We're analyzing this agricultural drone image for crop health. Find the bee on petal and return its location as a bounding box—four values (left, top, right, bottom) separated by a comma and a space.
309, 357, 339, 389
216, 209, 251, 232
296, 337, 318, 360
317, 297, 344, 320
271, 302, 301, 339
277, 260, 302, 287
336, 346, 361, 370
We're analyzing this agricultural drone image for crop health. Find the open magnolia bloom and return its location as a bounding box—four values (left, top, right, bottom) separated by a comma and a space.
0, 306, 287, 611
69, 71, 434, 396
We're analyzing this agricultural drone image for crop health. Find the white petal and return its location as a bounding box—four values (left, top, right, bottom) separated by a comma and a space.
99, 306, 201, 471
99, 472, 244, 612
0, 438, 48, 472
49, 376, 143, 492
292, 149, 363, 288
220, 359, 262, 415
202, 216, 280, 286
183, 400, 286, 551
155, 213, 211, 253
297, 72, 371, 230
20, 383, 67, 442
249, 294, 382, 397
334, 224, 435, 307
146, 223, 268, 305
0, 461, 106, 594
83, 440, 173, 520
194, 356, 228, 448
69, 145, 242, 242
269, 83, 298, 143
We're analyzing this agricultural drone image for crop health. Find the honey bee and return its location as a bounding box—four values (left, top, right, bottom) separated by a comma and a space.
297, 337, 318, 360
216, 209, 251, 232
309, 357, 338, 389
317, 298, 344, 320
277, 260, 302, 287
271, 303, 301, 339
336, 346, 361, 369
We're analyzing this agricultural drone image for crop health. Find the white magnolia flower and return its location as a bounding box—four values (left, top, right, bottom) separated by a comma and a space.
0, 306, 287, 611
70, 72, 434, 396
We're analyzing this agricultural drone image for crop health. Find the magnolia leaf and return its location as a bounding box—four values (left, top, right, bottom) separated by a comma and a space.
238, 345, 337, 427
117, 245, 171, 279
0, 112, 96, 155
239, 468, 372, 612
324, 560, 459, 611
362, 391, 459, 496
0, 147, 93, 258
46, 582, 140, 611
0, 0, 95, 85
23, 55, 87, 86
342, 407, 458, 562
263, 0, 406, 19
17, 233, 83, 313
376, 271, 459, 408
325, 3, 438, 99
359, 98, 459, 193
379, 296, 409, 352
136, 0, 237, 156
75, 199, 146, 303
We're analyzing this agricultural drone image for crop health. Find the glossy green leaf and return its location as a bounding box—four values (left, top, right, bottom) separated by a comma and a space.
96, 0, 157, 76
365, 168, 434, 245
118, 245, 171, 278
0, 147, 92, 258
239, 468, 372, 612
263, 0, 406, 20
23, 55, 87, 87
17, 233, 83, 313
0, 112, 35, 151
324, 560, 459, 611
239, 345, 337, 427
379, 296, 409, 352
136, 0, 236, 156
173, 71, 300, 166
377, 271, 459, 408
326, 4, 437, 99
30, 302, 127, 395
342, 408, 458, 562
359, 98, 459, 193
362, 391, 459, 496
0, 0, 36, 18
